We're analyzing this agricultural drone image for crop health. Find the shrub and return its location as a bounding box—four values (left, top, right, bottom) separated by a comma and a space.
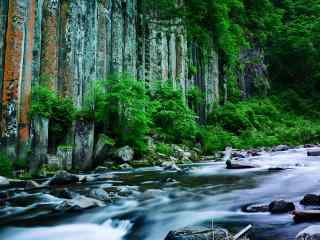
151, 83, 199, 143
155, 143, 173, 156
0, 152, 13, 177
95, 74, 151, 155
30, 86, 75, 139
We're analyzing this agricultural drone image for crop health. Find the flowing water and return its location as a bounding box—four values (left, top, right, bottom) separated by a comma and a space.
1, 147, 320, 240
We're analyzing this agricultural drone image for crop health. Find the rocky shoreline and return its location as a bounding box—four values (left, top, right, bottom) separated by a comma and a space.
1, 144, 320, 239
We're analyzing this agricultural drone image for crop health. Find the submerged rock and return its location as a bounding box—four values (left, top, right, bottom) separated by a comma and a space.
296, 225, 320, 240
242, 203, 269, 213
269, 200, 295, 214
48, 171, 79, 186
89, 188, 110, 202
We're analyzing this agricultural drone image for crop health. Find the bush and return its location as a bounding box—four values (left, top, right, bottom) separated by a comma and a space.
151, 83, 199, 143
30, 86, 75, 139
0, 152, 13, 177
95, 75, 151, 155
155, 143, 173, 156
204, 92, 320, 153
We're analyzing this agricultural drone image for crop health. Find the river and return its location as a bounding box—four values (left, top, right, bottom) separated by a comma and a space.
0, 147, 318, 240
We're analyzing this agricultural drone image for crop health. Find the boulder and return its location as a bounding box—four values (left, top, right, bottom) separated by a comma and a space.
119, 163, 133, 170
114, 146, 134, 162
73, 120, 95, 170
293, 210, 320, 223
64, 195, 105, 210
94, 166, 109, 173
272, 145, 290, 152
162, 161, 182, 172
48, 171, 79, 186
94, 134, 114, 162
0, 176, 9, 186
301, 194, 320, 205
24, 180, 40, 190
269, 200, 295, 214
308, 149, 320, 156
226, 160, 255, 170
296, 225, 320, 240
165, 226, 232, 240
50, 188, 76, 199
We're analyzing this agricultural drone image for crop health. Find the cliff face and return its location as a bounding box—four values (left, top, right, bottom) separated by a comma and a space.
0, 1, 269, 169
0, 0, 220, 159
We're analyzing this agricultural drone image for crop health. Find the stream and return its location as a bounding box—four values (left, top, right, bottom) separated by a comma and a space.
0, 147, 319, 240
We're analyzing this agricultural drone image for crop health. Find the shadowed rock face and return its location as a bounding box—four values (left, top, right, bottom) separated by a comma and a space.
0, 0, 222, 167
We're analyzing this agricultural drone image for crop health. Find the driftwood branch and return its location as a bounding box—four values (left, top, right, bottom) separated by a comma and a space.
233, 224, 252, 240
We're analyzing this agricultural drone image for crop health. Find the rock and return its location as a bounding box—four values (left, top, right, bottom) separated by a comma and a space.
268, 167, 286, 171
293, 210, 320, 223
73, 120, 95, 170
226, 160, 255, 170
296, 225, 320, 240
94, 166, 109, 173
305, 144, 317, 148
0, 176, 9, 186
48, 171, 79, 186
89, 188, 110, 202
114, 146, 134, 162
165, 226, 231, 240
301, 194, 320, 205
24, 180, 40, 190
119, 163, 133, 170
50, 188, 76, 199
272, 145, 290, 152
269, 200, 295, 214
162, 161, 182, 172
308, 149, 320, 156
143, 189, 165, 199
242, 203, 269, 213
59, 195, 105, 211
56, 146, 73, 170
94, 134, 114, 162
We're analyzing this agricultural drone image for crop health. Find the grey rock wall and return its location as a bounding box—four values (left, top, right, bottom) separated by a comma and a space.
0, 0, 221, 169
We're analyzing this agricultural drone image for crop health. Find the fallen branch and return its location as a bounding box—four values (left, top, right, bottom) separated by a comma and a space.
233, 224, 252, 240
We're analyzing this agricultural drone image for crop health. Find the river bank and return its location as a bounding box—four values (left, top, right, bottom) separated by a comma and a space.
1, 146, 320, 239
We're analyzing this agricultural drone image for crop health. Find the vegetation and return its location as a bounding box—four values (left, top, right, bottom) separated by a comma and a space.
203, 91, 320, 153
0, 152, 13, 177
2, 0, 319, 173
30, 86, 75, 141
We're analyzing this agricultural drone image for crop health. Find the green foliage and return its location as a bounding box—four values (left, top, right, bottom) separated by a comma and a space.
204, 91, 320, 153
30, 86, 75, 138
155, 143, 173, 156
151, 83, 199, 143
95, 75, 151, 155
0, 152, 13, 177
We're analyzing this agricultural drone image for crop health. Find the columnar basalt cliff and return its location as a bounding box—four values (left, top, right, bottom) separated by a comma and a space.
0, 0, 266, 169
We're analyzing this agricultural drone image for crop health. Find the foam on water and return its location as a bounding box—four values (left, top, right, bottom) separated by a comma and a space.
1, 219, 132, 240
